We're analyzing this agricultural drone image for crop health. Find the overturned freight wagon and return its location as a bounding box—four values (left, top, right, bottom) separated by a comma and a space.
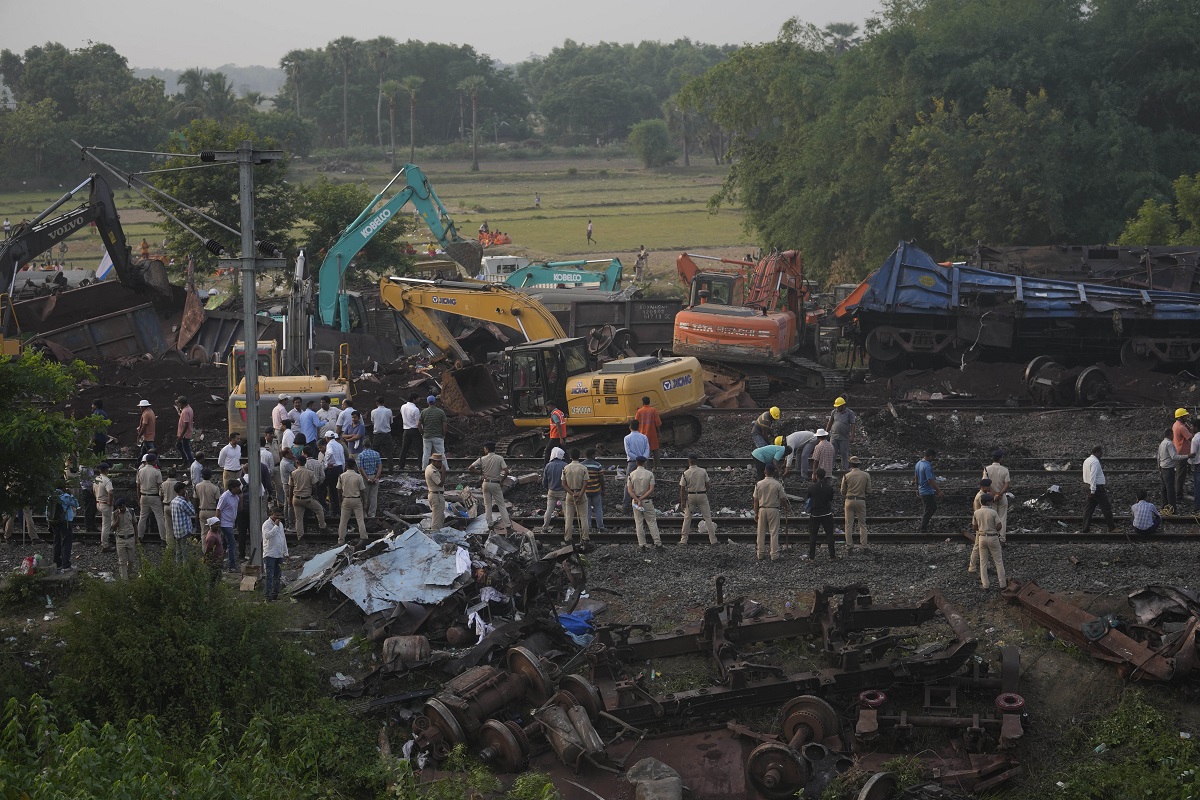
838, 241, 1200, 375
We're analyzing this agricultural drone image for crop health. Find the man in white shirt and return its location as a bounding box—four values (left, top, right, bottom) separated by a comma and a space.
288, 396, 304, 425
784, 430, 817, 480
261, 507, 288, 601
1189, 428, 1200, 513
280, 419, 296, 455
398, 394, 422, 471
1081, 445, 1116, 533
370, 396, 394, 461
336, 401, 357, 433
316, 396, 339, 438
217, 433, 242, 488
271, 395, 291, 437
323, 431, 347, 512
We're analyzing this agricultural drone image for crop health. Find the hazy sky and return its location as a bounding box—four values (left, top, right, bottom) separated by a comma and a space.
0, 0, 881, 69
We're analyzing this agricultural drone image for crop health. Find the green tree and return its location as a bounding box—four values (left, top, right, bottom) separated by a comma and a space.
1117, 199, 1179, 245
0, 352, 100, 517
145, 119, 297, 271
1, 98, 61, 175
398, 76, 424, 165
627, 118, 675, 167
382, 79, 402, 171
457, 75, 486, 171
821, 22, 862, 55
368, 36, 397, 155
328, 36, 358, 148
296, 176, 413, 272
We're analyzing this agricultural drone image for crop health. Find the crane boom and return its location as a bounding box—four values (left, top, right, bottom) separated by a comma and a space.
316, 164, 482, 330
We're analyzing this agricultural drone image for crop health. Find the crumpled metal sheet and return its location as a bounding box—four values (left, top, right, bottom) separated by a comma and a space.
331, 527, 471, 613
1128, 585, 1200, 627
289, 544, 353, 595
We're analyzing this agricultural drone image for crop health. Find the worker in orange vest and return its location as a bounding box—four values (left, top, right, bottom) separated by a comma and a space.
547, 403, 567, 464
634, 396, 663, 470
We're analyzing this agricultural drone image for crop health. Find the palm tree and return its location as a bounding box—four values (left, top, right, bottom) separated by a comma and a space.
328, 36, 358, 148
456, 76, 486, 172
382, 80, 402, 171
280, 50, 304, 115
171, 67, 207, 120
201, 72, 239, 123
368, 37, 396, 155
399, 76, 424, 164
822, 22, 861, 56
240, 90, 266, 112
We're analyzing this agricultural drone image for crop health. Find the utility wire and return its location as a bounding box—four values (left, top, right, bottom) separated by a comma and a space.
80, 145, 202, 159
132, 162, 233, 176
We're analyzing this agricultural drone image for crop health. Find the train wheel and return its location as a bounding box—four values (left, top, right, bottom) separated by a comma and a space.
864, 327, 903, 362
1023, 356, 1055, 388
1120, 339, 1158, 369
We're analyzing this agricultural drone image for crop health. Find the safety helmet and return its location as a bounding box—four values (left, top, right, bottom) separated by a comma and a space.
775, 436, 784, 446
1176, 408, 1190, 419
833, 397, 846, 408
770, 406, 781, 419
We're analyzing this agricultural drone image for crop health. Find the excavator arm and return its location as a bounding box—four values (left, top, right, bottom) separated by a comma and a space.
378, 277, 567, 364
505, 258, 624, 291
0, 173, 154, 298
676, 252, 755, 290
316, 164, 483, 330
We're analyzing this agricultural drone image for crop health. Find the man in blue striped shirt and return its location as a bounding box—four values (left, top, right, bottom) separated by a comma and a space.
357, 440, 382, 518
169, 482, 196, 564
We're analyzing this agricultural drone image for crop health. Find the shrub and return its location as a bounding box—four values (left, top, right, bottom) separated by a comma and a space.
52, 562, 319, 739
627, 119, 675, 168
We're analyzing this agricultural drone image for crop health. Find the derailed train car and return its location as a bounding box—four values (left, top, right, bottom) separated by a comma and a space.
836, 241, 1200, 376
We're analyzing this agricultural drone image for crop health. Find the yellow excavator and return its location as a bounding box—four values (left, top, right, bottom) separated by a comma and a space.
226, 340, 352, 437
378, 277, 705, 455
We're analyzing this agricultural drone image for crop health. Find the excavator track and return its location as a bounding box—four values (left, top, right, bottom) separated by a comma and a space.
781, 354, 847, 392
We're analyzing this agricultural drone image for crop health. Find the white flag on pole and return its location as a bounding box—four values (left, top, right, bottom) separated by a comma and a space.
96, 251, 113, 280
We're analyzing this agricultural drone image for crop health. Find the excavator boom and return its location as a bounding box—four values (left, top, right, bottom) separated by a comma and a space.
316, 164, 483, 330
505, 258, 624, 291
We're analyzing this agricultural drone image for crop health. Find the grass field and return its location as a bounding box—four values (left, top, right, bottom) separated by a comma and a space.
0, 156, 752, 278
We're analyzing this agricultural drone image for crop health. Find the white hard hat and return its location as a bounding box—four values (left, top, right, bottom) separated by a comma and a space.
279, 393, 291, 401
815, 428, 829, 437
137, 399, 151, 407
205, 517, 220, 526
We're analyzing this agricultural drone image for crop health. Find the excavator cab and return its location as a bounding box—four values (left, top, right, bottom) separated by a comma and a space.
688, 273, 741, 307
507, 338, 592, 418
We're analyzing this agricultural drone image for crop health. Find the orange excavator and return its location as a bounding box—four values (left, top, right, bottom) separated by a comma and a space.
673, 250, 843, 392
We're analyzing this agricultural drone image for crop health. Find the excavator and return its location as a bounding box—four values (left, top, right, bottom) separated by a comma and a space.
0, 173, 171, 355
673, 249, 843, 394
378, 277, 706, 455
315, 164, 483, 332
483, 258, 625, 292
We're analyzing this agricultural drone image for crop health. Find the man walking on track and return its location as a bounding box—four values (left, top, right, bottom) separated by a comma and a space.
1081, 445, 1117, 533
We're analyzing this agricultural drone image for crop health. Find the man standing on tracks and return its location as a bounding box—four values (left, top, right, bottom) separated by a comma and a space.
195, 467, 220, 536
679, 453, 716, 545
914, 448, 943, 533
561, 449, 590, 543
752, 407, 781, 448
972, 493, 1005, 589
805, 467, 835, 561
136, 399, 156, 456
94, 462, 114, 552
398, 394, 422, 471
218, 432, 242, 489
371, 397, 394, 461
627, 455, 663, 550
289, 455, 326, 539
983, 450, 1012, 533
826, 398, 856, 472
272, 395, 291, 438
583, 448, 606, 531
323, 431, 347, 513
136, 453, 167, 544
547, 403, 568, 464
810, 429, 834, 479
968, 478, 996, 574
623, 420, 650, 509
542, 447, 568, 533
840, 456, 870, 548
175, 396, 194, 464
469, 441, 511, 531
1157, 429, 1184, 511
426, 453, 447, 530
337, 457, 368, 544
753, 463, 789, 560
1081, 445, 1117, 533
1173, 409, 1193, 505
357, 438, 382, 519
635, 397, 663, 469
420, 395, 447, 468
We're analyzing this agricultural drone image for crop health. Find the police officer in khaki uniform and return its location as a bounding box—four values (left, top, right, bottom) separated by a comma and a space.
337, 458, 368, 544
968, 478, 997, 574
982, 450, 1012, 534
289, 455, 327, 539
157, 469, 175, 549
561, 448, 590, 543
426, 453, 447, 529
753, 463, 789, 560
626, 456, 662, 549
972, 492, 1006, 589
112, 499, 139, 580
94, 462, 114, 552
679, 453, 716, 545
839, 456, 871, 547
136, 453, 167, 543
195, 468, 220, 535
468, 442, 511, 530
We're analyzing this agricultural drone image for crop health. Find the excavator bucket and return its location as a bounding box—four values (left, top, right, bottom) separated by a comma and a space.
444, 240, 484, 275
439, 364, 503, 416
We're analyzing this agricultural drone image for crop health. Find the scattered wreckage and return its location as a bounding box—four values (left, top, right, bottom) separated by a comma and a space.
1004, 579, 1200, 681
290, 526, 1028, 800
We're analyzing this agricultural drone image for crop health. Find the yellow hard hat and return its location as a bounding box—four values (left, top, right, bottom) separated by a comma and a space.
775, 436, 784, 446
770, 406, 781, 419
1176, 407, 1190, 419
833, 397, 846, 408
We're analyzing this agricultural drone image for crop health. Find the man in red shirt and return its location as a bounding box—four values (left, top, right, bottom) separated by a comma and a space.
546, 403, 567, 464
1173, 408, 1193, 502
137, 399, 157, 456
635, 396, 663, 469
